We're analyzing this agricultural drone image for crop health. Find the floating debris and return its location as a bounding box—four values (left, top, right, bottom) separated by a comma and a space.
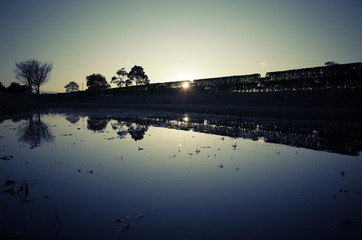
339, 189, 349, 193
235, 166, 240, 171
113, 218, 124, 223
339, 171, 346, 176
0, 155, 14, 160
218, 164, 224, 168
138, 147, 144, 151
136, 214, 145, 219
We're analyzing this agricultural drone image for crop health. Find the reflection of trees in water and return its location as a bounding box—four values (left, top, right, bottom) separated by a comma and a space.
82, 114, 362, 156
109, 121, 148, 141
192, 118, 362, 156
87, 118, 110, 132
17, 113, 54, 149
66, 115, 80, 124
128, 123, 148, 141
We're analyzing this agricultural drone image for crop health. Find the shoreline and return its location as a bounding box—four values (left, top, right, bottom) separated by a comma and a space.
1, 91, 362, 122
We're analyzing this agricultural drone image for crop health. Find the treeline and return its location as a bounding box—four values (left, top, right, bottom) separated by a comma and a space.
65, 65, 150, 93
1, 58, 150, 94
0, 82, 31, 94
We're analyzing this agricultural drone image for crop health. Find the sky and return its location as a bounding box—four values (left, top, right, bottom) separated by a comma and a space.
1, 0, 362, 93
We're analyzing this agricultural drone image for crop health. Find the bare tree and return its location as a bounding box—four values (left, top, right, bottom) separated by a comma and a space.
14, 59, 53, 94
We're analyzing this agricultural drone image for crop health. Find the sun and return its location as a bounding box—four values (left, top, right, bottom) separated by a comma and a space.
182, 82, 190, 89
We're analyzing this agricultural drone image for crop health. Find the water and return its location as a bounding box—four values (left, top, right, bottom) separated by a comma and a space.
0, 109, 361, 239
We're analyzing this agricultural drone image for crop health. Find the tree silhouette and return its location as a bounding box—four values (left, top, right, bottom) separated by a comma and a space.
111, 68, 132, 87
0, 82, 5, 92
86, 74, 110, 91
6, 82, 31, 94
128, 65, 150, 85
14, 59, 53, 94
17, 113, 54, 148
64, 81, 79, 92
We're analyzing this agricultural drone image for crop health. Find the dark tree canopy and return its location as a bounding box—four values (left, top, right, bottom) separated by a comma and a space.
14, 59, 53, 94
128, 65, 150, 85
64, 81, 79, 92
6, 82, 31, 94
86, 73, 110, 91
111, 68, 131, 87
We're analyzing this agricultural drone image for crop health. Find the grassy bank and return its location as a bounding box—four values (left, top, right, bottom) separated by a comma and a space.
1, 89, 362, 121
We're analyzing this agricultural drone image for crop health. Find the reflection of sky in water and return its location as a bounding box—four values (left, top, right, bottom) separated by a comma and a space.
0, 113, 362, 239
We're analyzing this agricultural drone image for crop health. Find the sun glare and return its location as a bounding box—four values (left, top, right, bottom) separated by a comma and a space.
182, 82, 190, 89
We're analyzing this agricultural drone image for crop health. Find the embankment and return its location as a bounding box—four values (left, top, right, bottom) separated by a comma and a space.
1, 89, 362, 121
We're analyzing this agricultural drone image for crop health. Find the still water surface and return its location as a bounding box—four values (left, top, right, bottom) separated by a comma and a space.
0, 109, 361, 239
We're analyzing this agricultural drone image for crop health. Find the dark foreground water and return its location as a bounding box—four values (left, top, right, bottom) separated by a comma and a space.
1, 109, 361, 240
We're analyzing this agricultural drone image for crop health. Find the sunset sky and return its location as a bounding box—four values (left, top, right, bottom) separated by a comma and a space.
1, 0, 361, 93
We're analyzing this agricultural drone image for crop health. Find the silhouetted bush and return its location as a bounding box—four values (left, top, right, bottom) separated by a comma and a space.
6, 82, 31, 94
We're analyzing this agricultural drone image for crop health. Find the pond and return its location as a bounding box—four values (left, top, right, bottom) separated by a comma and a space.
1, 109, 362, 240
